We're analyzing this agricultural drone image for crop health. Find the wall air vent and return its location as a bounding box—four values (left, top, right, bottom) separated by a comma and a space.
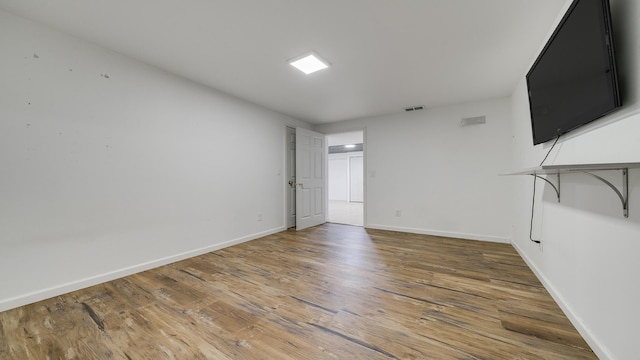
404, 105, 424, 112
460, 116, 486, 127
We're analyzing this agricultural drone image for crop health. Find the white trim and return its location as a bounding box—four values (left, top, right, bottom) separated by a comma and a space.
362, 128, 367, 227
365, 224, 510, 243
284, 125, 296, 229
0, 226, 285, 312
511, 241, 612, 360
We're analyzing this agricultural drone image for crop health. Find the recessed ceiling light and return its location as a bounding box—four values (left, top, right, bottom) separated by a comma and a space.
288, 52, 330, 75
344, 144, 356, 148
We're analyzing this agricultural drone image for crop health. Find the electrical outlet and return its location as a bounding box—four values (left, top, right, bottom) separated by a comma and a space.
257, 212, 263, 221
395, 210, 402, 217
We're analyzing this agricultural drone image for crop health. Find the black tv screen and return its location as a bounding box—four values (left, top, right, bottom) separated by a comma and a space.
526, 0, 621, 145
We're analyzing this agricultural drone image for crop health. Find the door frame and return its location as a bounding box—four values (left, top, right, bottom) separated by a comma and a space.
325, 128, 367, 227
285, 126, 367, 229
285, 126, 296, 229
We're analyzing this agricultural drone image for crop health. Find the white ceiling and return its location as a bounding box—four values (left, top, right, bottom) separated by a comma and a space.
0, 0, 566, 124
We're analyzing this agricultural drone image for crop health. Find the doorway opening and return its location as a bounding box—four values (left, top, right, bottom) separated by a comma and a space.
327, 131, 364, 226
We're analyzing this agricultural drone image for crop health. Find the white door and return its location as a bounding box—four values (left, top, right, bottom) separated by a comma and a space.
286, 127, 296, 228
296, 128, 326, 230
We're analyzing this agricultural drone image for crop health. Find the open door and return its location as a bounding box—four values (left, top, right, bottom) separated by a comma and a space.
285, 127, 296, 228
296, 128, 326, 230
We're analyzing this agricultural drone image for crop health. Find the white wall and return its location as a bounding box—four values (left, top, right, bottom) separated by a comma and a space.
510, 0, 640, 359
327, 131, 363, 146
328, 151, 364, 201
349, 156, 364, 202
316, 98, 514, 243
329, 155, 349, 201
0, 9, 308, 312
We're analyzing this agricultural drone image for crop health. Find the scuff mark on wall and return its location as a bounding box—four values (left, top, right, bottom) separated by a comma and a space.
33, 53, 39, 59
100, 74, 110, 79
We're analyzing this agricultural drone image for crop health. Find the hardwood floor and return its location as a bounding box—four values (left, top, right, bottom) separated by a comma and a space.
0, 224, 596, 359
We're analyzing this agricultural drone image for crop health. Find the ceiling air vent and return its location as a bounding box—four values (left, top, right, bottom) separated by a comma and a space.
405, 105, 424, 112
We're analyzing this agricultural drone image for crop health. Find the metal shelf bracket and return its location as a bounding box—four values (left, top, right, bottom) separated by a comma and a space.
504, 163, 639, 218
579, 169, 629, 218
532, 174, 561, 202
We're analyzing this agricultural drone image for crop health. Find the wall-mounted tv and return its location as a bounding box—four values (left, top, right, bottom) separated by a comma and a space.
526, 0, 621, 145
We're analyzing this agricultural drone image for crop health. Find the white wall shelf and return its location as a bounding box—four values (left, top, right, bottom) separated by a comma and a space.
504, 162, 640, 218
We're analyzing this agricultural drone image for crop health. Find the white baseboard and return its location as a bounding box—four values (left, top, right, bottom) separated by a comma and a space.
0, 226, 285, 313
511, 241, 612, 360
365, 224, 510, 243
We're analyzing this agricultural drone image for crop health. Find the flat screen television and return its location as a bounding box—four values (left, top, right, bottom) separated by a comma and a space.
526, 0, 621, 145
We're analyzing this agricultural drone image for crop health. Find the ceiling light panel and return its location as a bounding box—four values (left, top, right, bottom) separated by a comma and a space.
289, 52, 330, 75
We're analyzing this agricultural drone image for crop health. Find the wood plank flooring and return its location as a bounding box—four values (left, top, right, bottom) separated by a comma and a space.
0, 224, 596, 359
